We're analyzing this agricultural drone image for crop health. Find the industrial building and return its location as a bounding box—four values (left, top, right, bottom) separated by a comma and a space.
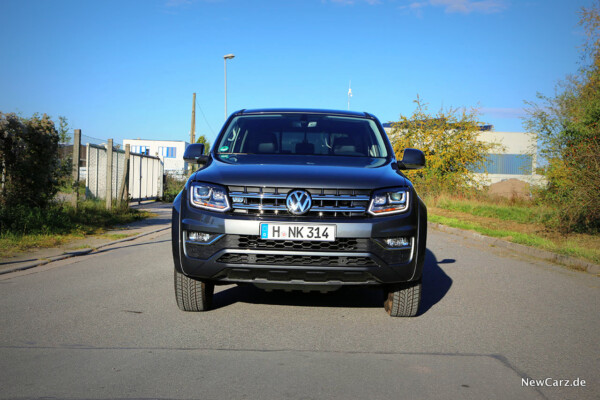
123, 139, 190, 176
382, 123, 544, 186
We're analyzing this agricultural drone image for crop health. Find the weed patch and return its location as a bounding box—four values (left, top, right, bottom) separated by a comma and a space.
0, 200, 149, 258
427, 195, 600, 265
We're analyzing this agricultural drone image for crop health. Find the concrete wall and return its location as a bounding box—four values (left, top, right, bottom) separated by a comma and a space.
86, 144, 164, 202
476, 131, 534, 154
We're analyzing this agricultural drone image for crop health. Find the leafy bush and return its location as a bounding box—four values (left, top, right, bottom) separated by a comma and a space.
0, 199, 146, 236
162, 175, 187, 203
524, 3, 600, 233
0, 112, 61, 209
387, 97, 501, 196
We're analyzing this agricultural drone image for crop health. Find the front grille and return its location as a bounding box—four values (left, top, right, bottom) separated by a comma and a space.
237, 235, 362, 251
217, 253, 377, 267
228, 186, 370, 218
185, 235, 412, 265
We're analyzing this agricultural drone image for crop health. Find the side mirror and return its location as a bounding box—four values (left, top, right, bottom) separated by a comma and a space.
399, 148, 425, 170
183, 143, 209, 165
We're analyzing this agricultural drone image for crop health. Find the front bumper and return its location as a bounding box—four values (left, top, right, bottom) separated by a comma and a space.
173, 198, 426, 287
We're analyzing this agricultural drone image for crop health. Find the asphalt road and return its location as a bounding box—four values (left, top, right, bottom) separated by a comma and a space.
0, 229, 598, 400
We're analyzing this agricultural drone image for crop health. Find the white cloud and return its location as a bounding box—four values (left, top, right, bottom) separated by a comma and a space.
431, 0, 506, 14
408, 1, 428, 9
401, 0, 507, 14
165, 0, 193, 7
329, 0, 382, 5
165, 0, 221, 7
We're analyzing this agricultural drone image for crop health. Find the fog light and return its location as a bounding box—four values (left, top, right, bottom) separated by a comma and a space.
232, 196, 245, 203
187, 231, 221, 244
384, 237, 410, 248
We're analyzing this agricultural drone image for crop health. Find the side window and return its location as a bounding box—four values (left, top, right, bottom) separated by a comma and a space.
220, 124, 244, 153
234, 129, 248, 153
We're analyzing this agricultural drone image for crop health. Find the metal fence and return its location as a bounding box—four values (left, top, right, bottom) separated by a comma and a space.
86, 144, 163, 202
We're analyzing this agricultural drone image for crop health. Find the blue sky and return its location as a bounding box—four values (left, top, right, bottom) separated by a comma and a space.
0, 0, 594, 145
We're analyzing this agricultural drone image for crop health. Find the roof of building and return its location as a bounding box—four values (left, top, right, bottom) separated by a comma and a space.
382, 121, 494, 131
123, 139, 189, 143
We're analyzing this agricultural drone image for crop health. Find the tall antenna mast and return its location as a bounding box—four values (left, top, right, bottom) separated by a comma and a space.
347, 80, 353, 110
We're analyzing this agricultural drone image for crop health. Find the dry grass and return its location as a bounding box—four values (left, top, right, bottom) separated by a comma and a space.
426, 194, 600, 265
0, 200, 151, 259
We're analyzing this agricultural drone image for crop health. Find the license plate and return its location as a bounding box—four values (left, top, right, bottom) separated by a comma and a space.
260, 223, 336, 241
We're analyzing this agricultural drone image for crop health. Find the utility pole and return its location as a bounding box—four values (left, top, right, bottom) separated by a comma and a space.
188, 92, 196, 176
191, 92, 196, 144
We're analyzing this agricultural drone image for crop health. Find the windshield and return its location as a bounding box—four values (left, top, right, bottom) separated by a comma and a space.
216, 114, 389, 158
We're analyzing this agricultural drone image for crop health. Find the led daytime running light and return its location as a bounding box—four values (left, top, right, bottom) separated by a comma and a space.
189, 183, 230, 212
368, 189, 410, 215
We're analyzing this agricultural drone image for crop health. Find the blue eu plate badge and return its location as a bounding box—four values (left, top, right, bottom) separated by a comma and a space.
260, 224, 269, 239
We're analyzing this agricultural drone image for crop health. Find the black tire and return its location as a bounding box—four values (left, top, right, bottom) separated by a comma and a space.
383, 280, 421, 317
174, 269, 214, 312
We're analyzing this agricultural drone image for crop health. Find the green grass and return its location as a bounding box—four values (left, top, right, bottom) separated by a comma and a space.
434, 197, 557, 226
429, 214, 600, 265
0, 200, 149, 258
558, 241, 600, 264
429, 215, 554, 247
0, 233, 79, 256
1, 199, 148, 235
103, 233, 135, 240
57, 179, 86, 195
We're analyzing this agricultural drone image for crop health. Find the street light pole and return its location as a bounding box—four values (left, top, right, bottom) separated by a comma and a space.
224, 53, 235, 120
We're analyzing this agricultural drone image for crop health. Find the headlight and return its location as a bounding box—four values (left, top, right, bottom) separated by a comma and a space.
368, 188, 410, 215
189, 183, 230, 212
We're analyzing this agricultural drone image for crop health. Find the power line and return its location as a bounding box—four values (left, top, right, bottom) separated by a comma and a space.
196, 99, 216, 137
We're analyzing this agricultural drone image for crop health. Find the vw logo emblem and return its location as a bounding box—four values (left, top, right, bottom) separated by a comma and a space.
286, 190, 312, 215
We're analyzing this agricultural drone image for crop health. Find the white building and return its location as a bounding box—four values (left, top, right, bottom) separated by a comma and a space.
474, 130, 544, 185
382, 124, 544, 186
123, 139, 189, 176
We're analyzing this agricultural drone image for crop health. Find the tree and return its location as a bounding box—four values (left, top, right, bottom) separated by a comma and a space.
0, 112, 61, 209
388, 96, 499, 195
186, 134, 212, 175
57, 116, 72, 181
524, 1, 600, 232
196, 134, 211, 154
58, 116, 70, 143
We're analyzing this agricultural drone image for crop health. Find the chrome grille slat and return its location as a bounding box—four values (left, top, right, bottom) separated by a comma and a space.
228, 186, 370, 218
232, 204, 288, 211
230, 192, 287, 199
310, 206, 366, 212
311, 195, 370, 201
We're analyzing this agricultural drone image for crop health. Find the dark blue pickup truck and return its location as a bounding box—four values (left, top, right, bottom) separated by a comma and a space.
172, 109, 427, 316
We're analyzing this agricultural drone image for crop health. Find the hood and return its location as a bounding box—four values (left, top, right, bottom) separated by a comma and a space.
191, 155, 409, 190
